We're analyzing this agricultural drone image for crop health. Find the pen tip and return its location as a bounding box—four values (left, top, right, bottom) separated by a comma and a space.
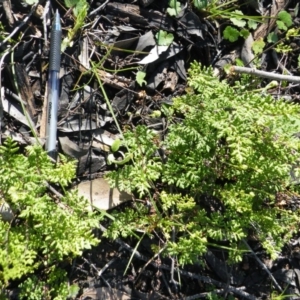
55, 9, 60, 21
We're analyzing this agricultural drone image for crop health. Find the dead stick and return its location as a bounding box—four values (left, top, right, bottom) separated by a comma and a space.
230, 66, 300, 83
242, 240, 282, 292
0, 4, 37, 48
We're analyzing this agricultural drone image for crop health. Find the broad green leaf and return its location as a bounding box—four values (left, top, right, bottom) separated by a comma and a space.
155, 30, 174, 46
167, 0, 182, 16
278, 10, 293, 28
267, 32, 278, 43
167, 7, 180, 17
230, 11, 246, 28
223, 26, 240, 42
252, 37, 265, 55
248, 19, 258, 30
239, 29, 250, 39
276, 20, 287, 31
169, 0, 179, 8
136, 71, 147, 86
193, 0, 208, 10
231, 18, 246, 28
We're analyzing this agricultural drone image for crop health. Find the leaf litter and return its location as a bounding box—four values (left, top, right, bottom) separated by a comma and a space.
2, 0, 300, 299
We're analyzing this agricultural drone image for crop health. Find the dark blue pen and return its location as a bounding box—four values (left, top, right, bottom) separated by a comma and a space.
46, 10, 62, 160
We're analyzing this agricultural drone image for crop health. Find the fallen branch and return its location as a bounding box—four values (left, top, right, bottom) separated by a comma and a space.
242, 240, 282, 292
230, 66, 300, 83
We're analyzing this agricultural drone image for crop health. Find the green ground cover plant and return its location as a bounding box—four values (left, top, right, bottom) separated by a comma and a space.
193, 0, 262, 42
0, 139, 99, 299
62, 0, 89, 51
106, 62, 300, 264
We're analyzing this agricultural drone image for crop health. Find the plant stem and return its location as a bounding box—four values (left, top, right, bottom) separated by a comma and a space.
230, 66, 300, 83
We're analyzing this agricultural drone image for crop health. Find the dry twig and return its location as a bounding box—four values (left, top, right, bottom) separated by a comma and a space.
242, 240, 282, 292
230, 66, 300, 83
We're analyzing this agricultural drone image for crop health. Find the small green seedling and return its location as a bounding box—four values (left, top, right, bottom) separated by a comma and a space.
62, 0, 89, 51
155, 30, 174, 46
167, 0, 182, 16
136, 71, 147, 86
